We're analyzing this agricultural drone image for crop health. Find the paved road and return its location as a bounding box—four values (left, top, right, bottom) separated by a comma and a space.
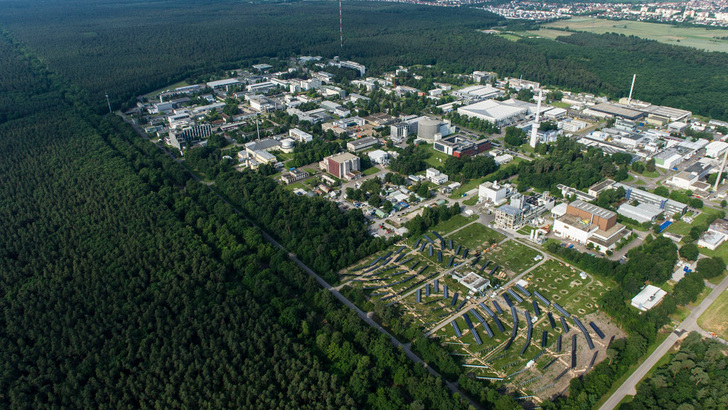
601, 273, 728, 410
120, 113, 478, 407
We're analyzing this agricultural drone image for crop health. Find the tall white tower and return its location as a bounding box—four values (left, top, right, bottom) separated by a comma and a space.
627, 74, 636, 105
530, 89, 543, 148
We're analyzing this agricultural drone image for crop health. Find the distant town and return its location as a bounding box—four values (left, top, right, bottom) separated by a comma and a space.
375, 0, 728, 28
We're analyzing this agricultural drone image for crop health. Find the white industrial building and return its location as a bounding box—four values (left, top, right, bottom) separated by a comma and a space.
457, 99, 529, 127
368, 149, 389, 165
289, 128, 313, 143
426, 168, 449, 185
653, 148, 684, 170
478, 181, 513, 205
631, 285, 667, 311
617, 203, 663, 224
706, 140, 728, 158
453, 85, 504, 102
698, 219, 728, 250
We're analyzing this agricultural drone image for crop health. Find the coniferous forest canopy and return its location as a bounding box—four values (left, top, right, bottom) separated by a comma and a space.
0, 0, 727, 120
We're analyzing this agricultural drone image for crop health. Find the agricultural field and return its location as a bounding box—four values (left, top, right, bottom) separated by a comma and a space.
537, 18, 728, 53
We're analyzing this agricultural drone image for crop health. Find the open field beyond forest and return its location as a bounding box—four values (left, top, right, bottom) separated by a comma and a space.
534, 18, 728, 53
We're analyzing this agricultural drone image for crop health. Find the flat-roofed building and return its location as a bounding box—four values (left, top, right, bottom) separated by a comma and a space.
698, 219, 728, 250
347, 136, 379, 152
280, 168, 310, 184
553, 200, 626, 251
631, 285, 667, 311
566, 200, 617, 231
433, 135, 491, 158
584, 103, 646, 121
706, 140, 728, 158
617, 203, 663, 224
457, 99, 528, 127
479, 181, 512, 205
495, 205, 525, 230
588, 179, 616, 198
207, 78, 241, 89
289, 128, 313, 143
322, 152, 361, 180
612, 183, 687, 216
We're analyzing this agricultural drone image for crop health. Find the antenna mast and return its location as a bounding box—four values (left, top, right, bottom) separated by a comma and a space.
105, 93, 112, 114
339, 0, 343, 48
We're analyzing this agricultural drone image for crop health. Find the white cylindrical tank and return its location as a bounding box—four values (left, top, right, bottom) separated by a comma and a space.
418, 118, 441, 142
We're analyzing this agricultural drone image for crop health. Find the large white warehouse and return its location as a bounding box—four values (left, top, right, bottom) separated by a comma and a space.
457, 99, 528, 127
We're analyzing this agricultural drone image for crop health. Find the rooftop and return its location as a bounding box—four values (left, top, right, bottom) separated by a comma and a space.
589, 102, 645, 119
569, 199, 616, 220
329, 152, 359, 163
245, 138, 281, 151
458, 99, 528, 121
497, 204, 523, 216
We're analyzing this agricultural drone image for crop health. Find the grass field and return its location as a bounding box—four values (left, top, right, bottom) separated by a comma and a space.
362, 166, 380, 176
463, 196, 479, 206
697, 290, 728, 339
431, 215, 477, 236
525, 259, 611, 316
668, 207, 722, 237
423, 146, 451, 168
447, 223, 505, 250
143, 80, 189, 98
539, 18, 728, 53
487, 240, 540, 274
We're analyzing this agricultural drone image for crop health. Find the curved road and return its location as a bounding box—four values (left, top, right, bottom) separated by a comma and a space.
600, 273, 728, 409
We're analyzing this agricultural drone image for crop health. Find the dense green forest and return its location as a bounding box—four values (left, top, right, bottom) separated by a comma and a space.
621, 332, 728, 409
0, 29, 490, 408
1, 0, 727, 120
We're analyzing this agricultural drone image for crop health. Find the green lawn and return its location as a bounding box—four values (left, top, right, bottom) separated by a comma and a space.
496, 33, 522, 42
431, 215, 477, 236
549, 101, 571, 109
422, 146, 451, 168
708, 270, 728, 286
525, 259, 608, 316
447, 223, 505, 250
698, 290, 728, 339
362, 166, 380, 176
668, 207, 722, 237
487, 240, 540, 274
463, 196, 478, 206
143, 80, 189, 98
